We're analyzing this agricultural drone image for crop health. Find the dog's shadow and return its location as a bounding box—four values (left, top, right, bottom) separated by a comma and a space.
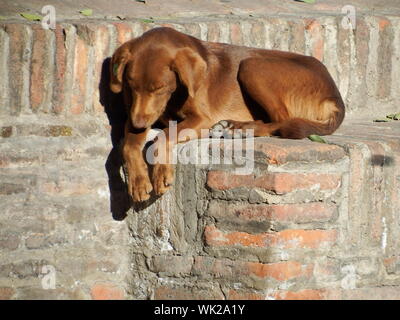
99, 58, 159, 220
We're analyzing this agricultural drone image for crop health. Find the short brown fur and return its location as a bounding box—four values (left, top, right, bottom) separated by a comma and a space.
109, 27, 345, 202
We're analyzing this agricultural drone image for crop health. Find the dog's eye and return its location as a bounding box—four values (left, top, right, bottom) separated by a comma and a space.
150, 85, 167, 95
129, 83, 140, 92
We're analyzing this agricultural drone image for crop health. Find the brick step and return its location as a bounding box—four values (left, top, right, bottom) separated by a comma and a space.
0, 135, 112, 169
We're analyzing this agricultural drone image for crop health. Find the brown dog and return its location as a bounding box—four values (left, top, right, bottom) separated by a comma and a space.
109, 27, 345, 202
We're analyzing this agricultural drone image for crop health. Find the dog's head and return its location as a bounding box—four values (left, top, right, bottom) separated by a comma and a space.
110, 28, 207, 129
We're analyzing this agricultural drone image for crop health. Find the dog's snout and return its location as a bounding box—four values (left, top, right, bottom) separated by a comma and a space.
132, 118, 147, 129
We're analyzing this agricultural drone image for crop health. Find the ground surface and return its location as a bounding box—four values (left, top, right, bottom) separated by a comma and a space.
1, 0, 400, 21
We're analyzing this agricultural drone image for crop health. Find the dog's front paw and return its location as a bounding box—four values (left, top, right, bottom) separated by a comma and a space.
125, 168, 153, 202
210, 120, 249, 139
152, 163, 174, 196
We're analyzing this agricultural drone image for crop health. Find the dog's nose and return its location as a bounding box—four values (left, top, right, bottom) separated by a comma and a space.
132, 118, 148, 129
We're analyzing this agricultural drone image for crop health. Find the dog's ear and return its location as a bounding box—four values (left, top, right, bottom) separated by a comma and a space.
171, 48, 207, 98
110, 47, 131, 93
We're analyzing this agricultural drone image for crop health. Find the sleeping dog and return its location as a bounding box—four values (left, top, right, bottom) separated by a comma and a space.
109, 27, 345, 202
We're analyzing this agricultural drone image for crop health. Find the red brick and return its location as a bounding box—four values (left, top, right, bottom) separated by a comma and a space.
1, 126, 12, 138
253, 138, 345, 164
305, 19, 324, 61
87, 260, 119, 274
204, 225, 337, 249
363, 141, 386, 245
160, 23, 175, 29
207, 171, 252, 190
140, 21, 154, 33
377, 18, 393, 99
383, 256, 399, 274
25, 233, 46, 249
355, 17, 370, 64
378, 18, 390, 31
227, 289, 265, 300
0, 153, 40, 168
30, 25, 47, 112
113, 22, 133, 47
193, 256, 312, 281
206, 171, 341, 194
343, 143, 366, 247
342, 287, 400, 300
269, 18, 290, 50
353, 18, 369, 110
17, 287, 87, 300
76, 23, 100, 46
313, 258, 340, 279
90, 282, 125, 300
0, 233, 20, 250
228, 288, 341, 300
40, 181, 95, 196
207, 21, 220, 42
336, 16, 351, 99
52, 24, 68, 114
268, 289, 329, 300
249, 21, 265, 48
247, 260, 313, 281
230, 23, 243, 45
208, 202, 336, 223
154, 285, 224, 300
288, 20, 306, 54
70, 36, 88, 114
192, 256, 230, 277
183, 23, 201, 38
92, 24, 111, 114
150, 255, 194, 275
5, 24, 31, 115
0, 287, 15, 300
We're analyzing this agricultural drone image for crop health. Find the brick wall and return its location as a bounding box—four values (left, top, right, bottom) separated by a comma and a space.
1, 16, 400, 118
1, 17, 400, 299
129, 123, 400, 300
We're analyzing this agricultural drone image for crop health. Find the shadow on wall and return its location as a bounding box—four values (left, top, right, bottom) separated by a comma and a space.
99, 57, 131, 221
99, 57, 161, 221
370, 155, 394, 167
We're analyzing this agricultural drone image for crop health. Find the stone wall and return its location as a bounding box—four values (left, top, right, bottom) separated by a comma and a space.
1, 16, 400, 118
124, 122, 400, 300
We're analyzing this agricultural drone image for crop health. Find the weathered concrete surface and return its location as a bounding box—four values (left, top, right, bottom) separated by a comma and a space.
1, 0, 399, 21
0, 114, 132, 299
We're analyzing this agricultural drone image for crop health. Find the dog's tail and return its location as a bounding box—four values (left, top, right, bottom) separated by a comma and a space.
277, 97, 345, 139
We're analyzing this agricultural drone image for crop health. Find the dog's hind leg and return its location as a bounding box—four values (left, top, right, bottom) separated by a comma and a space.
213, 56, 344, 139
210, 119, 282, 138
210, 57, 291, 138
